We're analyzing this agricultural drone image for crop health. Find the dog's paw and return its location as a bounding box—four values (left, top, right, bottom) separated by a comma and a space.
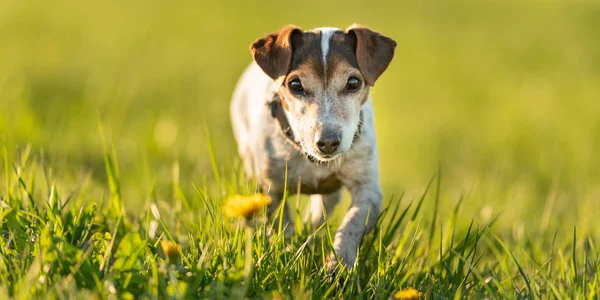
325, 253, 362, 288
324, 252, 354, 274
324, 254, 343, 287
325, 245, 356, 273
325, 254, 338, 274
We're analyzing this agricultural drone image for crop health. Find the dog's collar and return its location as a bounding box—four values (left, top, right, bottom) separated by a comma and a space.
269, 93, 363, 162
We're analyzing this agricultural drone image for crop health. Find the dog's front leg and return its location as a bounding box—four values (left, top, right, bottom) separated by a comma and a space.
329, 184, 382, 269
305, 190, 342, 230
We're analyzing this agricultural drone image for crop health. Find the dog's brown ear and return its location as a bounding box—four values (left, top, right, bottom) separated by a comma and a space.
346, 24, 396, 86
250, 25, 301, 84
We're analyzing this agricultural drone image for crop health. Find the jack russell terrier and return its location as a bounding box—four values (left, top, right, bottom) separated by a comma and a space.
230, 24, 396, 269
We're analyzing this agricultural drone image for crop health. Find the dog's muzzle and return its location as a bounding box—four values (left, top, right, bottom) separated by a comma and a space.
269, 94, 363, 162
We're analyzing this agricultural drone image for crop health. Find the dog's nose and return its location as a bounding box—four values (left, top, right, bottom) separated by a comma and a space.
316, 132, 341, 154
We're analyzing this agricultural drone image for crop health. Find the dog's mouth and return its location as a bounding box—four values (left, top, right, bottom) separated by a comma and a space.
313, 153, 339, 162
306, 152, 340, 163
298, 141, 343, 163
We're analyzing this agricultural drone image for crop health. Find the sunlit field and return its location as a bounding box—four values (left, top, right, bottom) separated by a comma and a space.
1, 0, 599, 298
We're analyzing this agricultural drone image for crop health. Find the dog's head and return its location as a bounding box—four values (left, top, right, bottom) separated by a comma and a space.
250, 25, 396, 162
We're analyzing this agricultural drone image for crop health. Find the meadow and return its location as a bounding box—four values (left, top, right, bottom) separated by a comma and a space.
1, 0, 599, 298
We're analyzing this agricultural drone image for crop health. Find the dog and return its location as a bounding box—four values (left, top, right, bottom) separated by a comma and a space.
230, 24, 396, 269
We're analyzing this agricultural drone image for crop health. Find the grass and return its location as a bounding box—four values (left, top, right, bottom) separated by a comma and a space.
0, 142, 598, 298
1, 0, 600, 298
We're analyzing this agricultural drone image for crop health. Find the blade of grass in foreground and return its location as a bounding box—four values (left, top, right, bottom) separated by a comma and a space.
98, 122, 123, 216
488, 227, 534, 298
205, 128, 222, 189
410, 173, 436, 221
428, 166, 442, 246
3, 145, 10, 199
572, 226, 578, 286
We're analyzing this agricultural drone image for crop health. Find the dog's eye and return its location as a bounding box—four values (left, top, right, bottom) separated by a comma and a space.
289, 79, 304, 93
346, 77, 361, 92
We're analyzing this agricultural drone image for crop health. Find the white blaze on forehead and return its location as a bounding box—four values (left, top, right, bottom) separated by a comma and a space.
311, 27, 342, 110
312, 27, 341, 65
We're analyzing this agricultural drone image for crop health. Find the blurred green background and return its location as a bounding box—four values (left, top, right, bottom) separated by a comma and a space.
1, 0, 599, 236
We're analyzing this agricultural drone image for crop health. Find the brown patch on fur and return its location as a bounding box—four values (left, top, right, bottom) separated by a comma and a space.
251, 25, 395, 88
271, 29, 324, 108
299, 174, 342, 194
345, 24, 396, 86
325, 32, 360, 82
284, 56, 326, 99
359, 88, 370, 104
250, 25, 301, 83
278, 89, 290, 110
288, 32, 323, 77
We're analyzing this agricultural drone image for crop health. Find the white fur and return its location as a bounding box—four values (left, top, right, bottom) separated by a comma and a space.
231, 40, 382, 270
316, 27, 340, 67
316, 27, 340, 121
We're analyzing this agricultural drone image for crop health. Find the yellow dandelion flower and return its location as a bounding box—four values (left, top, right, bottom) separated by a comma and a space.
160, 240, 182, 261
223, 193, 271, 218
394, 287, 422, 300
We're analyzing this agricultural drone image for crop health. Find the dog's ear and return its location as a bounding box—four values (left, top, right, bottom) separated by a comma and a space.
250, 25, 302, 84
346, 24, 396, 86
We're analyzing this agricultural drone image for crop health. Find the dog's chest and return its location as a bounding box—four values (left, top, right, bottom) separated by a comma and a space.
279, 157, 343, 195
298, 172, 342, 195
